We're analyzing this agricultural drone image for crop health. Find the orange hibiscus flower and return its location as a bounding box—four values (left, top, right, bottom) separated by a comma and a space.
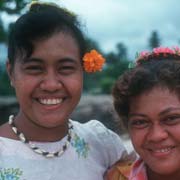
83, 49, 105, 73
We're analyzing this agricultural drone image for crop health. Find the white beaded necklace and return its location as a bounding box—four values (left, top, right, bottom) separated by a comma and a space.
8, 115, 73, 158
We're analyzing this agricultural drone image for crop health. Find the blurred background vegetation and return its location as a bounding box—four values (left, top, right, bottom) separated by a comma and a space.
0, 0, 162, 96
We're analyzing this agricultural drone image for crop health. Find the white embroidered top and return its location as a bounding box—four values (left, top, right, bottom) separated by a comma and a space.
0, 120, 129, 180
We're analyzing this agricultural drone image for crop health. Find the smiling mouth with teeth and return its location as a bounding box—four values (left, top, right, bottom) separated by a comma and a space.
38, 98, 63, 105
153, 148, 172, 153
149, 146, 175, 153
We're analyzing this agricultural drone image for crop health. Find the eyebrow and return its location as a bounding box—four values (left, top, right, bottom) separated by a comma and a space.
57, 58, 79, 64
159, 107, 180, 116
128, 113, 147, 118
129, 107, 180, 118
22, 57, 43, 64
22, 57, 78, 64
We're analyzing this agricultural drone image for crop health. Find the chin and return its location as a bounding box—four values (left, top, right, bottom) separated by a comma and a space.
149, 163, 179, 177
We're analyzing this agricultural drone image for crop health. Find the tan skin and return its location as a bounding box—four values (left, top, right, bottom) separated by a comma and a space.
129, 86, 180, 180
0, 31, 83, 142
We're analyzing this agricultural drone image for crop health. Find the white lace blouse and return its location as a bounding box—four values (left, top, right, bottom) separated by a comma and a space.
0, 120, 129, 180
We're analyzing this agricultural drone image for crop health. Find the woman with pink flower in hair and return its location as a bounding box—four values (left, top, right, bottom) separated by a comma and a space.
105, 47, 180, 180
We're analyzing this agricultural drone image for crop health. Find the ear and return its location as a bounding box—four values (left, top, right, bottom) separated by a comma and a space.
6, 60, 14, 87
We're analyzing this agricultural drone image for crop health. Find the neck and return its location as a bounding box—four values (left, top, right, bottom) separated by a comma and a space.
13, 113, 69, 142
8, 114, 73, 158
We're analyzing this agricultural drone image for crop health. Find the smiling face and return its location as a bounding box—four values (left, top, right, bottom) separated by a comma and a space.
7, 32, 83, 139
128, 87, 180, 179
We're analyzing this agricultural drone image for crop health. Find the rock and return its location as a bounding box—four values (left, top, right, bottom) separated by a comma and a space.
70, 95, 126, 134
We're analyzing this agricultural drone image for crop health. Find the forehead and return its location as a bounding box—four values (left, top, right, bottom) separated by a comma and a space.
129, 87, 180, 114
16, 32, 81, 65
33, 32, 79, 55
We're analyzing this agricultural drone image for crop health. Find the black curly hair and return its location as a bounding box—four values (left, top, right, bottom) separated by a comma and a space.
112, 54, 180, 128
8, 2, 86, 69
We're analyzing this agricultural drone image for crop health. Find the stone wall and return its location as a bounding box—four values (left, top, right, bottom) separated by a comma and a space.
0, 95, 126, 134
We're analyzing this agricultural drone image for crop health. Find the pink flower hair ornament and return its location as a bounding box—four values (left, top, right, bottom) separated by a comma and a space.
134, 46, 180, 66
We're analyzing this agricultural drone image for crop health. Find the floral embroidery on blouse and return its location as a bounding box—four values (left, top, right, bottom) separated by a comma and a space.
0, 168, 23, 180
71, 133, 90, 158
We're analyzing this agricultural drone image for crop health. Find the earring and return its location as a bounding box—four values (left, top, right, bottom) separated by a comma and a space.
10, 81, 13, 87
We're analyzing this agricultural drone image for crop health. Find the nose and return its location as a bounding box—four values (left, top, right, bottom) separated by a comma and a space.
147, 124, 168, 142
40, 71, 62, 92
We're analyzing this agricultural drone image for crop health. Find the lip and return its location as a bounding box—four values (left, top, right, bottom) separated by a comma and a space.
147, 146, 176, 157
38, 98, 63, 105
35, 97, 66, 110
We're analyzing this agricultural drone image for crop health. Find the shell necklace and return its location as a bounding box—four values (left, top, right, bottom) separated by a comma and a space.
8, 115, 73, 158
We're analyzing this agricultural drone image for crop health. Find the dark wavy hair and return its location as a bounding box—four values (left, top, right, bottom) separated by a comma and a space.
112, 55, 180, 128
8, 2, 86, 69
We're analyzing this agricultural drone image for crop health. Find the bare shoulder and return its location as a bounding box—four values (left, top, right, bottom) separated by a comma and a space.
0, 123, 17, 139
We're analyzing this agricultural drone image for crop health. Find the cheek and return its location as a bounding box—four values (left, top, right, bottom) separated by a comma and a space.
66, 75, 83, 94
169, 127, 180, 143
73, 82, 83, 96
13, 77, 39, 97
14, 84, 30, 102
129, 129, 146, 151
13, 80, 26, 94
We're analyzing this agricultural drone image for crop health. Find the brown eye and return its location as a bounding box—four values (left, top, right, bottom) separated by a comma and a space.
26, 66, 42, 70
58, 65, 76, 74
62, 66, 75, 70
163, 115, 180, 125
24, 65, 43, 74
128, 119, 150, 129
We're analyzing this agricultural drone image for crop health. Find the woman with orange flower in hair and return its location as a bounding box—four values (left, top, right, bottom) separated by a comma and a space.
0, 1, 131, 180
105, 47, 180, 180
